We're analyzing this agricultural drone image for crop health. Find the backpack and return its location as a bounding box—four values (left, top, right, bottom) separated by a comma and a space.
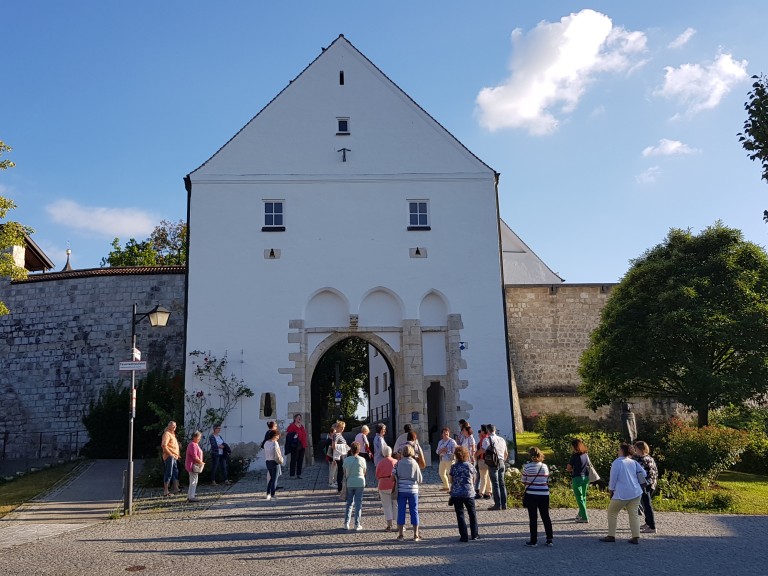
483, 436, 500, 468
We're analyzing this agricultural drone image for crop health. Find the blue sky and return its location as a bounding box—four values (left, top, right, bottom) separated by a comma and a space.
2, 1, 767, 282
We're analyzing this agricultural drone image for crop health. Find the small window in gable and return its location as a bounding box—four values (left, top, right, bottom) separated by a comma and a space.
339, 70, 345, 85
262, 200, 285, 232
407, 200, 431, 231
337, 117, 350, 135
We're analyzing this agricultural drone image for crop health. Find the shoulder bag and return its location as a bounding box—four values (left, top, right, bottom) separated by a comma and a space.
586, 456, 600, 483
275, 443, 284, 465
192, 462, 205, 474
521, 464, 543, 508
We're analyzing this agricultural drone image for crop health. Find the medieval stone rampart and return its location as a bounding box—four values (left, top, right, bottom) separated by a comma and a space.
0, 268, 185, 459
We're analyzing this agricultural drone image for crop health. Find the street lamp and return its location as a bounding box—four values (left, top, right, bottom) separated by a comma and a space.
124, 303, 170, 515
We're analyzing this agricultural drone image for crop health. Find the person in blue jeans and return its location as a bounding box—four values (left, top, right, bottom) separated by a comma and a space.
480, 424, 509, 510
342, 442, 367, 530
394, 444, 423, 541
449, 446, 479, 542
209, 424, 230, 485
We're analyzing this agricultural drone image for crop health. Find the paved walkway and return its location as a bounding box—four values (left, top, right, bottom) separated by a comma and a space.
1, 460, 766, 575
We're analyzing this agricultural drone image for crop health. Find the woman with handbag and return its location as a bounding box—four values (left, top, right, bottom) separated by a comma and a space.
600, 443, 647, 544
286, 413, 308, 479
565, 438, 591, 523
185, 431, 205, 503
474, 424, 492, 500
405, 431, 426, 470
521, 446, 553, 547
263, 429, 283, 501
375, 444, 398, 531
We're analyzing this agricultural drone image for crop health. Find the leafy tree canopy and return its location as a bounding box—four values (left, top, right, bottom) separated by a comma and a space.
579, 222, 768, 426
0, 140, 31, 316
101, 219, 187, 267
738, 74, 768, 222
310, 337, 371, 439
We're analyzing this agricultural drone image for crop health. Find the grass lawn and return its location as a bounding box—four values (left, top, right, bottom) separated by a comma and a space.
512, 432, 768, 514
0, 461, 80, 519
716, 471, 768, 514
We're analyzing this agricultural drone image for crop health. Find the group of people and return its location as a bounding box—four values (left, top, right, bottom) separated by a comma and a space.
159, 420, 233, 503
322, 419, 512, 542
521, 438, 658, 547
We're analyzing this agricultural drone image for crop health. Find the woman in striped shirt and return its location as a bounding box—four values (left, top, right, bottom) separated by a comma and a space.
521, 446, 553, 547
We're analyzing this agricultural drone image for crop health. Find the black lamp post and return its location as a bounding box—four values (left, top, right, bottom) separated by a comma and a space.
124, 303, 170, 515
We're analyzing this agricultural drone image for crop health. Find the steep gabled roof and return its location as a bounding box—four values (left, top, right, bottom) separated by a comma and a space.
187, 34, 496, 181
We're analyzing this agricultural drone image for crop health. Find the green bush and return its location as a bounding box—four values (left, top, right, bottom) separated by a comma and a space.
657, 419, 749, 483
535, 412, 596, 446
655, 470, 736, 512
81, 369, 184, 459
711, 404, 768, 475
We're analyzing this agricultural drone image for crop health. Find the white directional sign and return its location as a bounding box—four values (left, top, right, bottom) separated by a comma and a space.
119, 361, 147, 371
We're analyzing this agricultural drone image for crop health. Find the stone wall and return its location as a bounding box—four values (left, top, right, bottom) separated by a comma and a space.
0, 268, 185, 459
505, 284, 615, 427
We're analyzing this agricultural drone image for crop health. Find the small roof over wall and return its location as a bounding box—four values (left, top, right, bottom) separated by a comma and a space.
22, 233, 55, 273
501, 220, 563, 285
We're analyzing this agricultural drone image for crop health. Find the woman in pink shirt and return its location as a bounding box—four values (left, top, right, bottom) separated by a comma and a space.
375, 444, 398, 531
185, 431, 205, 503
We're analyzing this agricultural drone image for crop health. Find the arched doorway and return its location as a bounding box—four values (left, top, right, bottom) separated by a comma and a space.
305, 333, 398, 461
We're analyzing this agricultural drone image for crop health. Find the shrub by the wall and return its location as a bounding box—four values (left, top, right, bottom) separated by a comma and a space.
658, 419, 749, 483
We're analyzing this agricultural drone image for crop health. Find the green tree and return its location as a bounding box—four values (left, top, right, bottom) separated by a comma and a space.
101, 219, 187, 267
579, 223, 768, 426
738, 74, 768, 222
311, 337, 370, 433
0, 140, 30, 316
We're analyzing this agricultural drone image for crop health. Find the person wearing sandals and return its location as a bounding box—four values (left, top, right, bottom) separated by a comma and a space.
566, 438, 591, 523
449, 446, 479, 542
343, 442, 367, 530
185, 431, 204, 503
395, 444, 423, 541
633, 441, 658, 534
600, 442, 647, 544
521, 447, 553, 547
375, 444, 398, 531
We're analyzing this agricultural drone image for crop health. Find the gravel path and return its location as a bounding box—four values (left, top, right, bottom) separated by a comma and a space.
0, 462, 765, 575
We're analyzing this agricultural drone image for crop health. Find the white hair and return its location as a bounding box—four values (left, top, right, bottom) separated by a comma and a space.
381, 445, 392, 458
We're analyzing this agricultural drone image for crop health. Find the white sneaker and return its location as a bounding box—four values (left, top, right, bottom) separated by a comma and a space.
266, 494, 271, 501
640, 526, 657, 534
344, 522, 350, 530
355, 525, 363, 531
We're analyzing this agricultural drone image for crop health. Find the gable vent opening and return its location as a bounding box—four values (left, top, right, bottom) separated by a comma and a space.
339, 70, 345, 85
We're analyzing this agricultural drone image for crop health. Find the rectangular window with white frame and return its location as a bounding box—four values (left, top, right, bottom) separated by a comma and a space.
337, 117, 350, 135
374, 376, 379, 395
407, 200, 430, 230
262, 200, 285, 232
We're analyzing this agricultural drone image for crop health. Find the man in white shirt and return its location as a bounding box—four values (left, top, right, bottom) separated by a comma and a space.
480, 424, 509, 510
393, 424, 412, 454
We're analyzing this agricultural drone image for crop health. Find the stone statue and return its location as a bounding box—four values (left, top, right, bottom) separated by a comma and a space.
621, 403, 637, 443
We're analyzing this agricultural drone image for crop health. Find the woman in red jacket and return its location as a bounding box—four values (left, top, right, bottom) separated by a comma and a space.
286, 413, 308, 479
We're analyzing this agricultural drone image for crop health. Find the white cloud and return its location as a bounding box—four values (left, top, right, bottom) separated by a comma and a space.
654, 52, 748, 115
45, 199, 157, 238
636, 166, 662, 184
642, 138, 699, 157
476, 9, 647, 135
668, 27, 696, 49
